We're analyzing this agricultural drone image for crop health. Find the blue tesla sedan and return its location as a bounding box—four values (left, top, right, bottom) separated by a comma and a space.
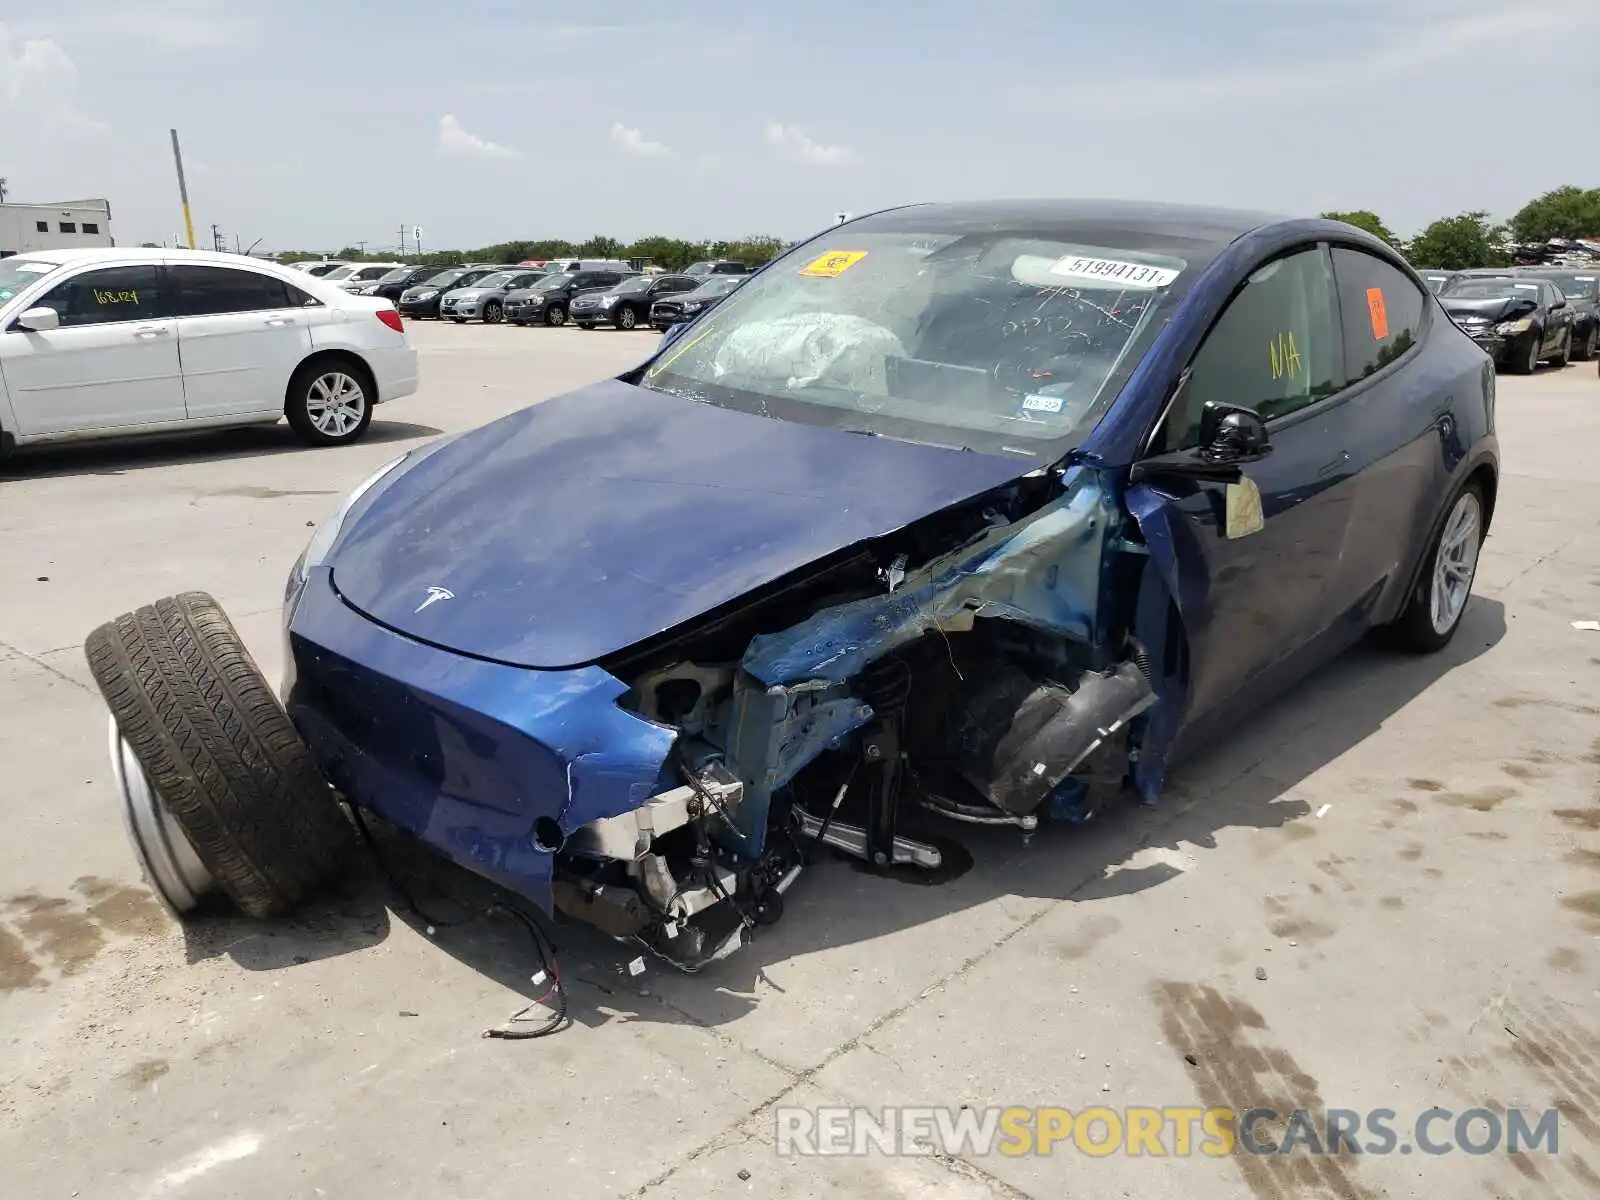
90, 200, 1498, 971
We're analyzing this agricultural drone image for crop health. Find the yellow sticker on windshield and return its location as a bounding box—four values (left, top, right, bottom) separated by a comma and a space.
799, 250, 867, 278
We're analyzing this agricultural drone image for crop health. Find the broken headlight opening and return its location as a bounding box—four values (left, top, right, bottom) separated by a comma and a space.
547, 469, 1159, 972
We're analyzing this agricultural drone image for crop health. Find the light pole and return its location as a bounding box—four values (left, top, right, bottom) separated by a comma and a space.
170, 129, 197, 249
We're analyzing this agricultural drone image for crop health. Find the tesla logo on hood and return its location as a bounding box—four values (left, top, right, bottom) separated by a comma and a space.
414, 586, 455, 613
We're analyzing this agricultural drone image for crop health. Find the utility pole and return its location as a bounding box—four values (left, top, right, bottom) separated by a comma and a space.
211, 223, 223, 252
0, 178, 8, 204
356, 240, 367, 255
398, 225, 407, 256
169, 129, 196, 249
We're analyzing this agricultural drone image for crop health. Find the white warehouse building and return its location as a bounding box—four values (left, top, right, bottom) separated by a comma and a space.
0, 199, 115, 257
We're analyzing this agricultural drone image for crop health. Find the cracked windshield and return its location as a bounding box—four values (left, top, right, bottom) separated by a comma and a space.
643, 233, 1184, 452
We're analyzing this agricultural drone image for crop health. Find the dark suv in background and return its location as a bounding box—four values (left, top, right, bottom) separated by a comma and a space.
570, 273, 699, 330
365, 264, 462, 305
649, 274, 746, 330
682, 260, 750, 277
396, 266, 504, 319
504, 269, 634, 326
1439, 275, 1577, 373
1508, 269, 1597, 360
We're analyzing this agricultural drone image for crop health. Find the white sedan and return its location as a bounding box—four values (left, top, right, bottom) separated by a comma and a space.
320, 261, 407, 291
0, 248, 418, 452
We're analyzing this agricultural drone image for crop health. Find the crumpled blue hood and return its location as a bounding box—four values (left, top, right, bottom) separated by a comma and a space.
328, 379, 1028, 668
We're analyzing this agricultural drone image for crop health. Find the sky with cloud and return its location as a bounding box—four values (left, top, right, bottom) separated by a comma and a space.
0, 0, 1590, 252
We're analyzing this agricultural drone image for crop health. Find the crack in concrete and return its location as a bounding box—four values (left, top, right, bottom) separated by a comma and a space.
0, 640, 95, 696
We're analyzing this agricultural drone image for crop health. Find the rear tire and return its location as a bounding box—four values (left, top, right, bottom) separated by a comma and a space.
1383, 481, 1485, 655
286, 359, 375, 446
85, 592, 352, 919
1549, 329, 1571, 369
1573, 325, 1597, 361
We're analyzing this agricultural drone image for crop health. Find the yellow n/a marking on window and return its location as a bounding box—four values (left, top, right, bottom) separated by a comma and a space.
799, 250, 867, 278
1268, 330, 1302, 380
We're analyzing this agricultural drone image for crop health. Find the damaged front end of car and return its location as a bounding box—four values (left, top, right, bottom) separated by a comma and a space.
282, 447, 1182, 972
550, 461, 1169, 968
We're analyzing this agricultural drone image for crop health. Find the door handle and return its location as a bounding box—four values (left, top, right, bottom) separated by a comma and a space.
133, 327, 170, 339
1317, 450, 1351, 478
264, 317, 295, 326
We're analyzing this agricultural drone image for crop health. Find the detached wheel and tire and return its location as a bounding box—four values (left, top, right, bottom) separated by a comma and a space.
616, 305, 639, 331
85, 592, 352, 918
545, 303, 567, 327
286, 360, 374, 446
1386, 482, 1485, 654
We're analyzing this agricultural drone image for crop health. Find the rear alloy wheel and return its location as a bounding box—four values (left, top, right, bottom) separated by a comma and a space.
545, 303, 567, 327
1577, 326, 1598, 361
483, 299, 503, 324
286, 361, 374, 446
1549, 329, 1572, 369
616, 305, 638, 331
1386, 482, 1484, 654
85, 592, 353, 918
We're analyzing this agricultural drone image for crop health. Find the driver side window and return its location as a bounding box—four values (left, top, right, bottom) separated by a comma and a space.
1161, 246, 1342, 452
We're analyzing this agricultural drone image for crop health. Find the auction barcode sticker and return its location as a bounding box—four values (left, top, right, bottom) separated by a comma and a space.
1048, 256, 1180, 289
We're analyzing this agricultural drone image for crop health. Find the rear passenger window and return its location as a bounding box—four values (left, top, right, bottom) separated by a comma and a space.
1331, 248, 1425, 383
36, 265, 163, 326
168, 265, 294, 316
1162, 246, 1341, 450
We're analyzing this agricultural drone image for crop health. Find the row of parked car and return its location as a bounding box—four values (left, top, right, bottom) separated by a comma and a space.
1421, 265, 1598, 373
284, 256, 752, 332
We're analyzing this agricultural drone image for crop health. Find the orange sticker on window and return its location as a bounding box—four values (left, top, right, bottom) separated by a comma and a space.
799, 250, 867, 278
1366, 287, 1389, 340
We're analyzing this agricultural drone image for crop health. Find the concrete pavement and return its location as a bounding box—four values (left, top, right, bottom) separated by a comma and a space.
2, 322, 1596, 1199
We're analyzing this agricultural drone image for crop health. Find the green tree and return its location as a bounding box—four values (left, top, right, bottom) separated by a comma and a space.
1508, 186, 1600, 243
1320, 210, 1398, 244
577, 235, 624, 257
722, 235, 788, 266
482, 239, 578, 262
1405, 212, 1512, 270
624, 236, 703, 271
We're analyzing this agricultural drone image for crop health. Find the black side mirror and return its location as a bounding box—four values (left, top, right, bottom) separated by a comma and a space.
1129, 399, 1272, 485
1199, 401, 1271, 464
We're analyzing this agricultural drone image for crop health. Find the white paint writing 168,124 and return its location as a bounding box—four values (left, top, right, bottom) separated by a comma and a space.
93, 289, 139, 306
